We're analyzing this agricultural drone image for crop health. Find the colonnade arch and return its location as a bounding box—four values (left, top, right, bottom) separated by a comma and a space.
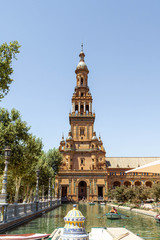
124, 181, 131, 187
135, 181, 141, 187
78, 180, 87, 200
113, 181, 121, 188
145, 181, 152, 188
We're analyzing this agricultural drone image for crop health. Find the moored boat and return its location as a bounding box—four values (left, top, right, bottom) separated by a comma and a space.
155, 214, 160, 223
100, 202, 105, 205
106, 212, 121, 220
0, 233, 50, 240
89, 202, 95, 205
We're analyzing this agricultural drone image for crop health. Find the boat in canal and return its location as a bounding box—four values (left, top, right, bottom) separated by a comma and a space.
100, 202, 105, 205
106, 212, 121, 220
3, 204, 144, 240
0, 233, 50, 240
155, 214, 160, 223
88, 202, 95, 205
48, 204, 142, 240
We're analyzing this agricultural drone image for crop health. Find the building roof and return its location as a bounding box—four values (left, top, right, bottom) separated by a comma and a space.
106, 157, 160, 169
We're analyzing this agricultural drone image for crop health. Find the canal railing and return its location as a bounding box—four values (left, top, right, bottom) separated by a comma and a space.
0, 199, 61, 231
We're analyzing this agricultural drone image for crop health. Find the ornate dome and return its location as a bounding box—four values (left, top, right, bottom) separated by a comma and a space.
75, 44, 89, 74
61, 204, 89, 240
76, 58, 88, 71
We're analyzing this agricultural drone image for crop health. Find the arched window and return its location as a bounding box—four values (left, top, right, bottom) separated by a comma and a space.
80, 105, 84, 114
75, 105, 78, 114
81, 77, 83, 86
86, 105, 89, 114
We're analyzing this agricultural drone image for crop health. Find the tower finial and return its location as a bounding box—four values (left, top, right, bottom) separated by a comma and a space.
81, 42, 83, 52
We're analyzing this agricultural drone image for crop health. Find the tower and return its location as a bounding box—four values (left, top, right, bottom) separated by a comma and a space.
56, 46, 107, 202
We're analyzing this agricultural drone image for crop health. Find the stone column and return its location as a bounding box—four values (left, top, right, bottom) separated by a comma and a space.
105, 180, 107, 194
121, 180, 123, 187
76, 186, 78, 201
90, 181, 92, 194
78, 101, 80, 113
94, 179, 97, 197
84, 102, 86, 113
74, 180, 76, 194
87, 186, 89, 201
72, 102, 75, 113
89, 102, 92, 113
87, 125, 89, 139
69, 179, 72, 195
131, 180, 134, 188
76, 125, 78, 139
59, 184, 62, 199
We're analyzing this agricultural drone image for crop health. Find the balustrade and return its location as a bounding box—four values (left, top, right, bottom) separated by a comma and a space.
0, 199, 60, 224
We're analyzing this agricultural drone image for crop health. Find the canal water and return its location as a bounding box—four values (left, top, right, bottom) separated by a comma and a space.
6, 203, 160, 239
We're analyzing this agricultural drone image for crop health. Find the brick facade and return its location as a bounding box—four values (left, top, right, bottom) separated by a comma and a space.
55, 47, 160, 202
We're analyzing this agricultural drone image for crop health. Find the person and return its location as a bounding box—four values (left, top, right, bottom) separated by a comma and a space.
109, 206, 118, 214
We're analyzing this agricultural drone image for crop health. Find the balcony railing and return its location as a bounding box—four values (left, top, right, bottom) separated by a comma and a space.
69, 113, 95, 117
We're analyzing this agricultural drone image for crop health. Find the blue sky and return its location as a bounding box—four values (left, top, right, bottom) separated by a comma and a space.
1, 0, 160, 156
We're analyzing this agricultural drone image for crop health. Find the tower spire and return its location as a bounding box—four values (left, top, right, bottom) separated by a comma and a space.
81, 42, 83, 52
75, 44, 89, 74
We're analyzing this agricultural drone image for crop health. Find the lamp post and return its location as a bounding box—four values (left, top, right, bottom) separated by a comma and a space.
0, 146, 11, 204
34, 169, 40, 212
34, 169, 40, 202
48, 178, 51, 202
42, 185, 45, 201
0, 146, 11, 222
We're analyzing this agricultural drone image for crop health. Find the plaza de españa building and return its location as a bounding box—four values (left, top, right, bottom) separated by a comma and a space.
55, 47, 160, 202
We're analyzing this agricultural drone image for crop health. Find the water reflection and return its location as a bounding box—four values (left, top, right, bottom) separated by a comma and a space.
7, 203, 160, 239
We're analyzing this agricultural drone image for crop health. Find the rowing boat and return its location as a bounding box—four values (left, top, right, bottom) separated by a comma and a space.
0, 233, 50, 240
89, 202, 95, 205
155, 214, 160, 223
106, 213, 121, 219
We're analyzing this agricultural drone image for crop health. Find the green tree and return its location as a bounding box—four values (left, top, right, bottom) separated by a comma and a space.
152, 183, 160, 201
46, 148, 62, 175
0, 108, 43, 202
113, 186, 128, 202
124, 187, 136, 202
0, 41, 20, 100
134, 186, 151, 202
38, 148, 62, 199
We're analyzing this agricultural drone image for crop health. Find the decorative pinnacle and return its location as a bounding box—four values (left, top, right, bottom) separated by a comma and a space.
81, 42, 83, 52
79, 42, 85, 62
